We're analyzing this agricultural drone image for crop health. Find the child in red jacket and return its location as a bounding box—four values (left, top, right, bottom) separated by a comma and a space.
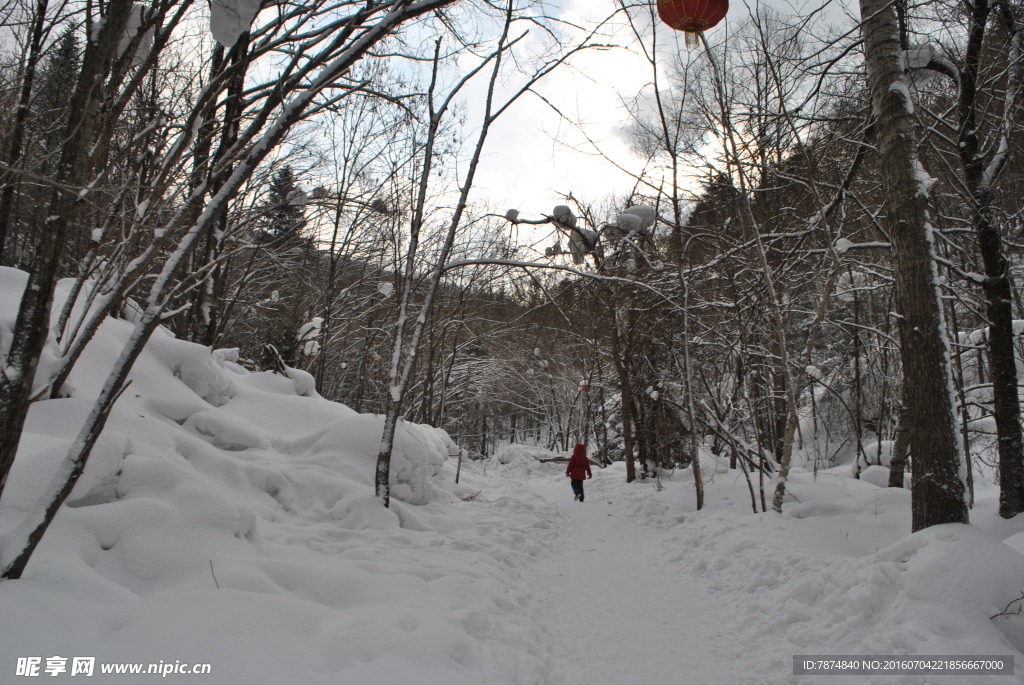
565, 443, 592, 502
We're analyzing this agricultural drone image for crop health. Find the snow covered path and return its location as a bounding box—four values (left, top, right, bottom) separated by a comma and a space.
523, 472, 744, 685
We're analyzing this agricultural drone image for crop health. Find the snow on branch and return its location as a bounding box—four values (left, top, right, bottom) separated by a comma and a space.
210, 0, 262, 47
834, 238, 891, 254
981, 20, 1022, 190
442, 257, 682, 311
904, 44, 959, 85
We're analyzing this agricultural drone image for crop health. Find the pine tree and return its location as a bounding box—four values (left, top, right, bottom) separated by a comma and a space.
1, 29, 82, 269
33, 29, 81, 152
264, 166, 308, 245
255, 166, 312, 365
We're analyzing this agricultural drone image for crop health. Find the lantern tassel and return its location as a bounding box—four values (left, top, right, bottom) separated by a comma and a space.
684, 30, 701, 49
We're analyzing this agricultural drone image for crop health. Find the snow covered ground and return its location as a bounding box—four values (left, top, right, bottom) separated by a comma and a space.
2, 268, 1024, 683
504, 456, 1024, 685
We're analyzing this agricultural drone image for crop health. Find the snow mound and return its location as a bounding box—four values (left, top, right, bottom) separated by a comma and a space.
1004, 531, 1024, 556
497, 455, 562, 481
489, 444, 566, 481
0, 269, 553, 684
859, 463, 893, 487
596, 462, 1024, 684
282, 414, 452, 506
492, 443, 562, 464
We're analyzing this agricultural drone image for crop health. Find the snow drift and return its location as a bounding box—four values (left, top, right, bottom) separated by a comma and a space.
0, 268, 555, 684
594, 458, 1024, 684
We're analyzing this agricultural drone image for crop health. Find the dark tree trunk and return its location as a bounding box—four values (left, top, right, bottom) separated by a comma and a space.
0, 0, 49, 264
596, 353, 610, 465
772, 358, 787, 463
860, 0, 968, 530
888, 395, 909, 487
0, 0, 136, 501
193, 35, 251, 346
611, 320, 636, 482
852, 284, 864, 467
632, 397, 647, 477
954, 0, 1024, 519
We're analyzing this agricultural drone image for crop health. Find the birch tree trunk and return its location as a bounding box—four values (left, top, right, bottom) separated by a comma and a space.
375, 21, 514, 506
860, 0, 968, 530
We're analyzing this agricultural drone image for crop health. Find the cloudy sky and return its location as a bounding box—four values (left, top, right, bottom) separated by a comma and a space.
468, 0, 668, 222
465, 0, 855, 226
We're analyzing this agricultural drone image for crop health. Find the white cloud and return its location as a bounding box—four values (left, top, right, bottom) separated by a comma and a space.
469, 0, 654, 220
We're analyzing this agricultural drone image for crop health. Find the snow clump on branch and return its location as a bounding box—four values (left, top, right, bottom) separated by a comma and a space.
210, 0, 262, 47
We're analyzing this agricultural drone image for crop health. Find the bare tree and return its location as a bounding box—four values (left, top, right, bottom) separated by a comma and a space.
374, 4, 608, 505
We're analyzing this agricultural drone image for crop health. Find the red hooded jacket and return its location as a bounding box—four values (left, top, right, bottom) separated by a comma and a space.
565, 444, 592, 480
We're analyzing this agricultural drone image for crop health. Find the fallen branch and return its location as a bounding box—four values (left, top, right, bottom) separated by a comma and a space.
991, 591, 1024, 619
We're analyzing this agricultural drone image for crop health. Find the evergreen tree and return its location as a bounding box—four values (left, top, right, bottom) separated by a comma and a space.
254, 165, 313, 366
32, 29, 80, 160
264, 166, 308, 244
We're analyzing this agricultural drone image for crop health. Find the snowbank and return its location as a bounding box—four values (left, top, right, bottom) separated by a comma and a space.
492, 443, 563, 464
585, 457, 1024, 684
489, 444, 570, 483
0, 269, 553, 684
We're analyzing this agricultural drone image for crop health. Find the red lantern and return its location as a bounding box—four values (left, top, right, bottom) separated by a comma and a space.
657, 0, 728, 47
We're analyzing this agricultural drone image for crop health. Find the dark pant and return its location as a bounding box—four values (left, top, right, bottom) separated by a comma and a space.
570, 479, 584, 497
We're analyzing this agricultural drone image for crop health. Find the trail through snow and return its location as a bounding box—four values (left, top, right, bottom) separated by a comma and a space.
523, 472, 744, 685
501, 458, 1024, 685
